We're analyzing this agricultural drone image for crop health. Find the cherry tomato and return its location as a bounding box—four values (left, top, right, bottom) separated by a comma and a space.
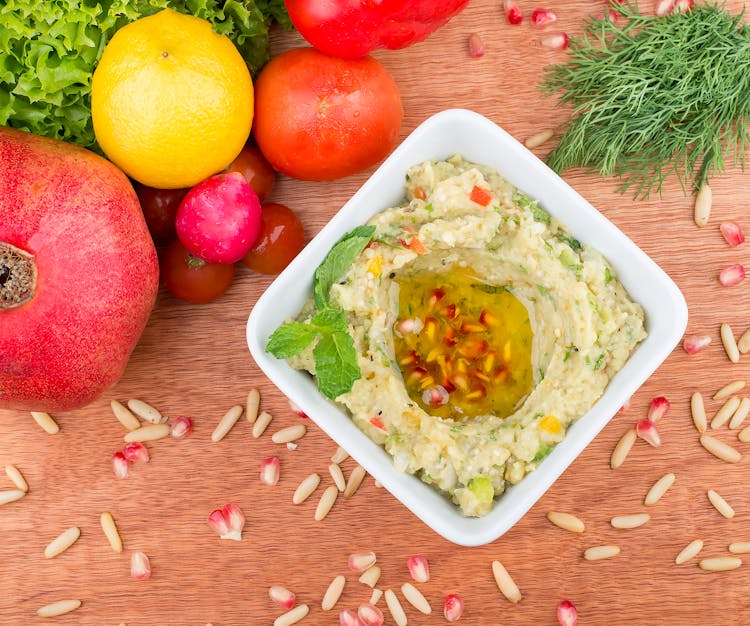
252, 47, 403, 181
227, 143, 276, 201
134, 183, 188, 243
161, 240, 235, 303
242, 203, 305, 275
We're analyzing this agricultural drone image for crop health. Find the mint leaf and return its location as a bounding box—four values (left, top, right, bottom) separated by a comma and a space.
313, 331, 361, 399
311, 307, 348, 333
313, 226, 375, 308
266, 322, 319, 359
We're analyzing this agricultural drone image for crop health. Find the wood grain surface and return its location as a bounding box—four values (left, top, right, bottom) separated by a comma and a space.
3, 1, 750, 624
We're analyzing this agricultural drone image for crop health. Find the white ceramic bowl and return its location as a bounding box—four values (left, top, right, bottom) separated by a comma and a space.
246, 109, 687, 546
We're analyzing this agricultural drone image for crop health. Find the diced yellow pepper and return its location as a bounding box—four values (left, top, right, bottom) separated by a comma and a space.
538, 415, 562, 434
367, 255, 383, 278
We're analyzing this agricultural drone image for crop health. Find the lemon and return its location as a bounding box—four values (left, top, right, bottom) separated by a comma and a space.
92, 9, 253, 189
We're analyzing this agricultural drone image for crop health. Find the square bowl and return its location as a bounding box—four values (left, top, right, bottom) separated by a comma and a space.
246, 108, 687, 547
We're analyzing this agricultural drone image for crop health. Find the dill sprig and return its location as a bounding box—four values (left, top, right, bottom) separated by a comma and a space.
541, 3, 750, 198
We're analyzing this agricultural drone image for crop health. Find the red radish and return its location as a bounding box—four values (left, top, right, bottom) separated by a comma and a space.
503, 0, 524, 24
444, 594, 464, 622
719, 264, 745, 286
269, 585, 295, 609
720, 222, 745, 247
112, 452, 130, 479
122, 442, 150, 463
647, 396, 670, 422
171, 416, 193, 438
207, 503, 246, 541
358, 603, 384, 626
683, 334, 712, 355
540, 32, 568, 50
260, 457, 281, 486
340, 610, 365, 626
176, 171, 262, 264
557, 599, 578, 626
0, 127, 158, 412
407, 555, 430, 582
531, 8, 557, 27
468, 33, 486, 58
636, 419, 661, 447
130, 551, 151, 580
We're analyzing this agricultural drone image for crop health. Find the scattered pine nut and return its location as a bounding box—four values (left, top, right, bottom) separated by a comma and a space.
699, 557, 742, 572
111, 400, 141, 431
738, 327, 750, 354
211, 405, 244, 442
314, 486, 338, 521
714, 380, 746, 400
321, 574, 346, 611
100, 512, 123, 553
271, 424, 306, 444
644, 472, 676, 506
729, 398, 750, 429
491, 560, 522, 603
246, 388, 260, 424
292, 473, 320, 505
720, 323, 740, 363
44, 526, 81, 558
329, 464, 346, 491
374, 479, 383, 488
524, 128, 554, 149
0, 489, 25, 506
546, 511, 585, 533
584, 545, 620, 561
343, 465, 366, 498
331, 446, 349, 464
711, 396, 741, 429
675, 539, 704, 564
5, 465, 28, 492
729, 542, 750, 554
384, 589, 408, 626
369, 588, 383, 605
693, 183, 711, 227
610, 428, 636, 469
30, 411, 59, 434
691, 392, 707, 433
707, 489, 735, 519
739, 425, 750, 443
401, 582, 432, 614
123, 423, 171, 443
359, 565, 382, 588
700, 434, 742, 463
252, 411, 273, 438
126, 399, 162, 424
37, 599, 81, 617
273, 604, 309, 626
610, 513, 650, 529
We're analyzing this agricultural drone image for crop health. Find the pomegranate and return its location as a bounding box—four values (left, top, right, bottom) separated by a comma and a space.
0, 127, 159, 412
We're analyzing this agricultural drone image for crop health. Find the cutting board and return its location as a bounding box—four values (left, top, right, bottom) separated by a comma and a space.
3, 1, 750, 624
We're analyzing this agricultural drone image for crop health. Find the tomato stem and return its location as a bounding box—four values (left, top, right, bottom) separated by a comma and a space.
0, 242, 36, 309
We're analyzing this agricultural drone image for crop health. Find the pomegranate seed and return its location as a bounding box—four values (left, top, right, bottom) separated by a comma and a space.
289, 400, 308, 419
170, 415, 193, 438
616, 395, 632, 414
719, 264, 746, 286
358, 603, 384, 626
398, 317, 424, 335
531, 7, 557, 27
503, 0, 524, 24
683, 334, 712, 355
468, 33, 485, 58
422, 385, 449, 407
286, 442, 298, 451
339, 610, 365, 626
407, 555, 430, 583
130, 551, 151, 580
112, 452, 130, 479
122, 442, 149, 463
720, 222, 745, 247
348, 551, 377, 573
655, 0, 677, 15
636, 418, 661, 447
557, 599, 578, 626
540, 32, 568, 50
207, 502, 245, 541
605, 7, 619, 22
444, 594, 465, 622
673, 0, 694, 12
260, 457, 280, 486
647, 396, 670, 422
269, 585, 295, 610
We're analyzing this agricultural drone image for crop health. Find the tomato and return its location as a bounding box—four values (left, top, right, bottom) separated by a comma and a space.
252, 47, 403, 181
226, 142, 276, 201
134, 183, 188, 243
242, 203, 305, 275
161, 240, 235, 303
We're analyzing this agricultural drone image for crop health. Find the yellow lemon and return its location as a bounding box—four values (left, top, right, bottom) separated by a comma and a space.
92, 9, 253, 189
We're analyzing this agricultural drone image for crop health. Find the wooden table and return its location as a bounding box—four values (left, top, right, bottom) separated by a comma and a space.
3, 1, 750, 623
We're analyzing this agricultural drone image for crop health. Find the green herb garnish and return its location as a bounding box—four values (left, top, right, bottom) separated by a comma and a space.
532, 443, 553, 464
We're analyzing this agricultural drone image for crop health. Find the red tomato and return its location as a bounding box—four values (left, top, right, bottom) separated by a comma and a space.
161, 240, 235, 303
252, 47, 403, 181
226, 143, 276, 201
242, 203, 305, 275
134, 183, 188, 243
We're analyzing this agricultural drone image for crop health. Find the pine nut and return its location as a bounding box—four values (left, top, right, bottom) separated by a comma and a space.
384, 589, 408, 626
714, 380, 746, 400
610, 428, 636, 469
5, 465, 28, 492
610, 513, 650, 529
524, 128, 554, 149
292, 473, 320, 505
100, 512, 123, 553
729, 398, 750, 429
252, 411, 273, 438
44, 526, 81, 558
211, 405, 244, 442
343, 465, 366, 498
700, 434, 742, 463
401, 582, 431, 614
720, 323, 740, 363
321, 574, 346, 611
111, 400, 141, 431
331, 446, 349, 464
127, 399, 162, 424
271, 424, 306, 444
738, 327, 750, 353
369, 588, 383, 605
359, 565, 382, 587
123, 423, 170, 443
314, 486, 338, 521
30, 411, 59, 434
675, 539, 704, 564
246, 388, 260, 424
584, 545, 621, 561
491, 560, 522, 603
729, 542, 750, 554
37, 599, 81, 617
711, 396, 741, 429
693, 183, 711, 227
691, 392, 707, 433
273, 604, 309, 626
739, 425, 750, 442
707, 489, 735, 518
0, 489, 25, 506
546, 511, 585, 533
329, 464, 346, 491
644, 472, 676, 506
699, 557, 742, 572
